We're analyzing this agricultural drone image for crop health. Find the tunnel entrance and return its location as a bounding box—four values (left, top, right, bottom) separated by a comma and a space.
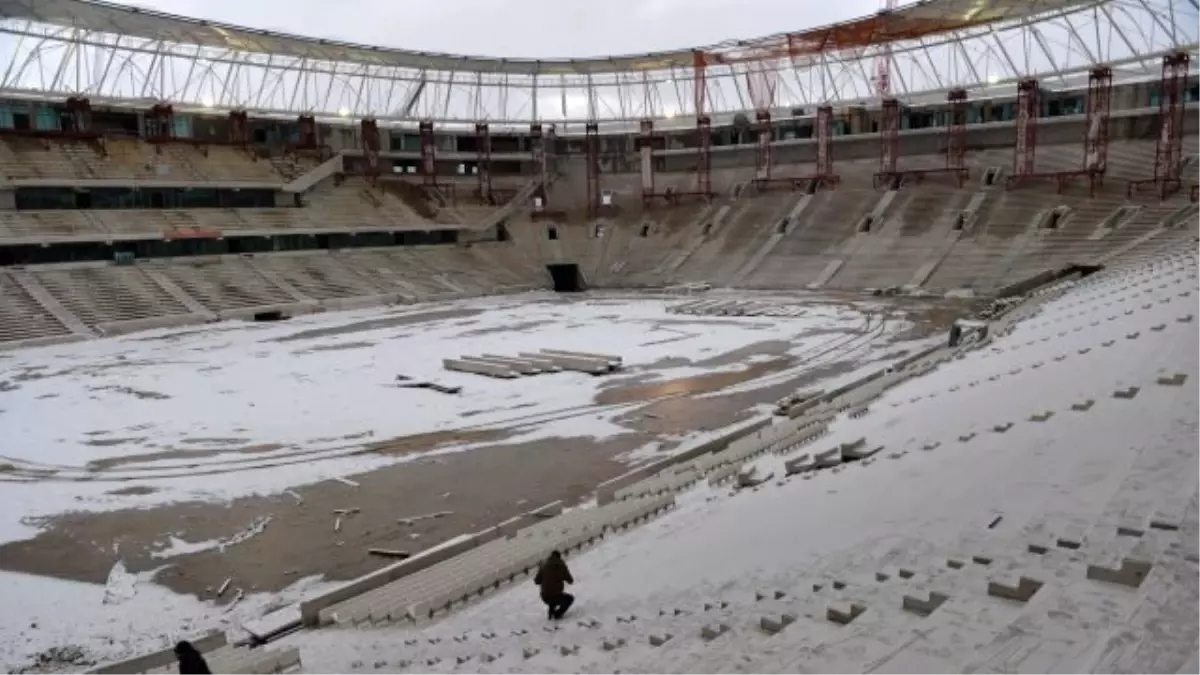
547, 263, 585, 292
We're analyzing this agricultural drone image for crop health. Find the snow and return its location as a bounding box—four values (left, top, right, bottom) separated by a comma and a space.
0, 292, 914, 545
0, 568, 338, 673
0, 290, 939, 670
274, 254, 1198, 673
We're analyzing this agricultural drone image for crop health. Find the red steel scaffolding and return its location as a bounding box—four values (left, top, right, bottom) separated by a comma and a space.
475, 122, 492, 204
1129, 52, 1191, 200
1005, 68, 1113, 195
641, 50, 715, 206
873, 90, 969, 188
804, 105, 841, 189
227, 110, 249, 146
297, 115, 319, 150
529, 122, 566, 220
585, 121, 601, 217
419, 120, 437, 187
361, 118, 381, 182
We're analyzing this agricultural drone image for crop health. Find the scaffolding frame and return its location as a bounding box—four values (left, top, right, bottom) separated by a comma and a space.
585, 121, 601, 216
1129, 52, 1191, 200
474, 122, 492, 204
641, 50, 716, 206
361, 118, 381, 182
872, 91, 969, 189
418, 119, 437, 187
227, 110, 249, 146
1005, 69, 1112, 196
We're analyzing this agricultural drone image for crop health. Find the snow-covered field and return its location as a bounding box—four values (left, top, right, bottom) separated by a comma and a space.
0, 290, 934, 672
272, 255, 1199, 673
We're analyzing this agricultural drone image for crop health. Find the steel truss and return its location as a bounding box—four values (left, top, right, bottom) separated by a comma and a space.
0, 1, 1193, 131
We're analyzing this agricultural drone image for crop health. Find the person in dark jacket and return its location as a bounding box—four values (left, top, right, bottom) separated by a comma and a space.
533, 550, 575, 620
174, 640, 211, 675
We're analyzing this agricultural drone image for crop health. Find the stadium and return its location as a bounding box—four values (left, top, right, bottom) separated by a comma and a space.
0, 0, 1196, 671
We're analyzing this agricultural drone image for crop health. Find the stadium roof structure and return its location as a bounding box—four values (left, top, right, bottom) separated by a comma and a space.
0, 0, 1195, 130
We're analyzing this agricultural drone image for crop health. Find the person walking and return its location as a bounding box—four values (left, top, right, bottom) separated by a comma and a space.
533, 550, 575, 620
174, 641, 211, 675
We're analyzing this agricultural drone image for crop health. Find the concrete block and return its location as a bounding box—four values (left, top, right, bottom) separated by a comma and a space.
813, 448, 842, 468
972, 555, 993, 566
1149, 519, 1180, 532
1101, 340, 1115, 347
992, 422, 1013, 433
648, 634, 673, 647
902, 591, 949, 617
827, 603, 867, 625
1125, 332, 1140, 340
921, 442, 941, 451
958, 433, 976, 443
700, 623, 731, 641
840, 443, 881, 461
1029, 411, 1054, 422
523, 647, 540, 660
1150, 324, 1167, 332
875, 572, 890, 581
1071, 399, 1096, 411
1157, 373, 1188, 386
987, 576, 1044, 602
1178, 314, 1194, 323
1056, 537, 1082, 550
1112, 386, 1140, 399
559, 645, 580, 657
832, 580, 847, 590
783, 453, 812, 476
1086, 558, 1152, 588
1078, 347, 1092, 354
1116, 526, 1145, 538
602, 638, 627, 651
759, 614, 797, 635
1028, 543, 1049, 555
898, 568, 914, 579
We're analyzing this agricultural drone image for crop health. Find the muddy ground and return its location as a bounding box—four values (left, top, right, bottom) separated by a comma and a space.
0, 298, 969, 600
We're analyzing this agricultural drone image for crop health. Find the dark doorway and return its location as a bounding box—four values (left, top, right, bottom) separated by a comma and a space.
547, 263, 584, 292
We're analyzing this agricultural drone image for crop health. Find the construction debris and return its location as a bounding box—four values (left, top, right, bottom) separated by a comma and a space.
368, 549, 411, 559
399, 511, 453, 526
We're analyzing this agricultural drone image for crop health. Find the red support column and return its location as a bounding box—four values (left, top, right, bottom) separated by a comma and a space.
1084, 67, 1113, 179
815, 105, 837, 184
638, 119, 656, 208
64, 97, 92, 134
361, 118, 381, 182
585, 121, 600, 217
1130, 52, 1190, 199
227, 111, 249, 146
875, 98, 900, 187
693, 50, 713, 200
529, 123, 545, 187
419, 120, 437, 187
146, 104, 175, 143
474, 122, 492, 204
297, 115, 318, 150
1009, 78, 1039, 186
754, 110, 772, 186
946, 89, 967, 176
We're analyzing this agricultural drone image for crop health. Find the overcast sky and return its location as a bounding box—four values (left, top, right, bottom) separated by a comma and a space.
120, 0, 887, 58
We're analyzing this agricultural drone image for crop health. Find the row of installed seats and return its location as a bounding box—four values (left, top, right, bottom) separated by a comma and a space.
0, 244, 548, 347
318, 493, 676, 626
0, 181, 509, 241
0, 137, 283, 183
